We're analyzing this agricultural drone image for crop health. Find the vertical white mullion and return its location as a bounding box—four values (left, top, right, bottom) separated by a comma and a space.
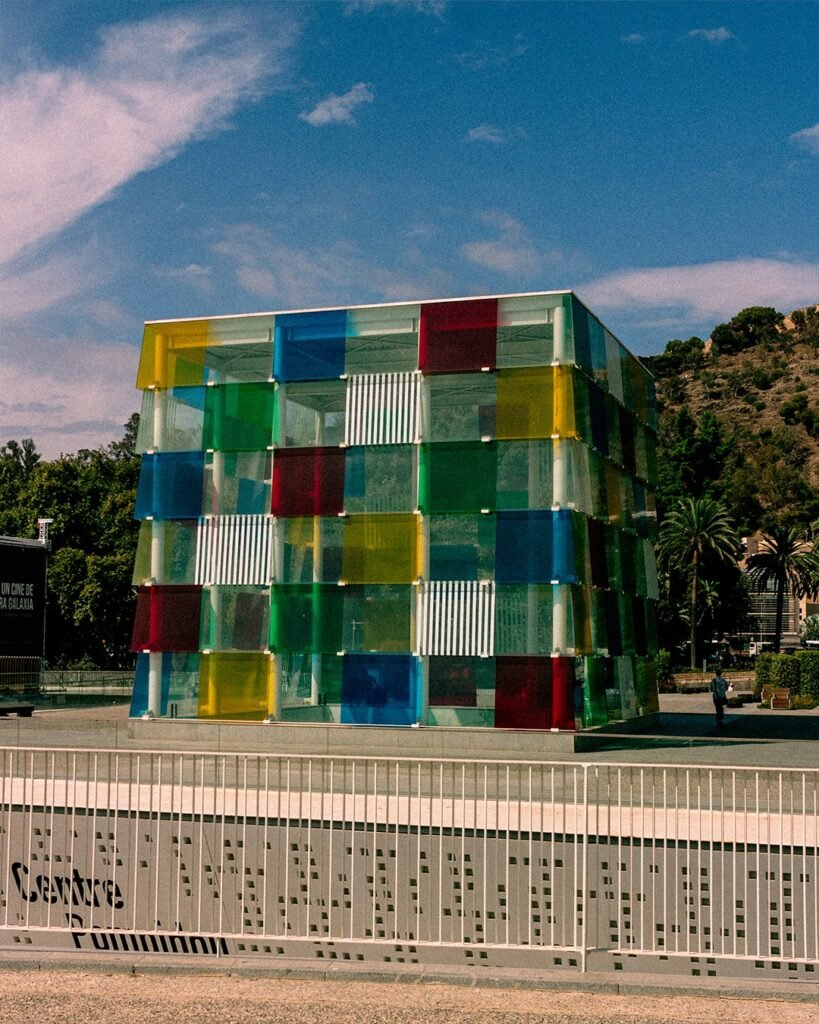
362, 375, 373, 445
344, 379, 354, 446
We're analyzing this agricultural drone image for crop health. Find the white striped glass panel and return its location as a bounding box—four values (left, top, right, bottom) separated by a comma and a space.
195, 515, 273, 585
417, 581, 495, 657
344, 372, 421, 446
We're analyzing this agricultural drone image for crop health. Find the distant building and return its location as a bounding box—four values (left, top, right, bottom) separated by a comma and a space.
129, 292, 659, 730
0, 534, 48, 695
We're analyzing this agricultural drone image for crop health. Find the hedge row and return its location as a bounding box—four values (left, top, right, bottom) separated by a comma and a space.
755, 651, 819, 699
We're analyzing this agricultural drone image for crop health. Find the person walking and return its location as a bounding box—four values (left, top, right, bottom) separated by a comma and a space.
710, 667, 729, 727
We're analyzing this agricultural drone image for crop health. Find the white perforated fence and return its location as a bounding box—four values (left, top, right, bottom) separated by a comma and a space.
0, 749, 816, 978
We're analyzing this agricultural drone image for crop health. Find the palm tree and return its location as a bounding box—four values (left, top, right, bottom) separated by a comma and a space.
659, 497, 740, 670
745, 525, 814, 653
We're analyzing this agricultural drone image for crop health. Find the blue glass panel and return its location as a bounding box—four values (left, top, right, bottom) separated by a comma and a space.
553, 509, 577, 582
134, 452, 205, 520
340, 653, 419, 726
344, 447, 366, 498
495, 511, 554, 584
274, 310, 347, 381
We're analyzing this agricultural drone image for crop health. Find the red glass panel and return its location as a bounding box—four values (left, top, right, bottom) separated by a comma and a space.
494, 656, 552, 730
551, 656, 576, 730
131, 585, 202, 652
419, 299, 498, 373
271, 447, 346, 517
429, 657, 478, 707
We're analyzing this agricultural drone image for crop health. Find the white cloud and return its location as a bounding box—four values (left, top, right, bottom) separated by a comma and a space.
686, 27, 735, 44
299, 83, 373, 127
344, 0, 446, 15
0, 247, 104, 319
622, 33, 648, 44
453, 35, 530, 72
0, 10, 297, 267
163, 263, 214, 291
0, 333, 139, 458
467, 124, 508, 144
460, 212, 545, 277
789, 123, 819, 156
212, 224, 449, 308
580, 258, 819, 323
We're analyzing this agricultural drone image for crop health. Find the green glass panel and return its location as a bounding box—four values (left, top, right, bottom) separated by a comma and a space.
201, 586, 270, 651
276, 517, 344, 583
342, 513, 419, 583
571, 511, 591, 585
605, 394, 623, 468
605, 329, 624, 405
345, 304, 420, 375
426, 373, 496, 442
270, 583, 343, 653
419, 442, 496, 514
342, 585, 413, 652
344, 446, 416, 513
496, 440, 552, 510
275, 379, 346, 447
132, 520, 198, 585
495, 293, 563, 368
494, 585, 553, 654
581, 656, 609, 728
619, 594, 635, 655
203, 382, 275, 451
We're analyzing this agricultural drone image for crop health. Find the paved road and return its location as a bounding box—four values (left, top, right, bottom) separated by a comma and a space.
0, 970, 815, 1024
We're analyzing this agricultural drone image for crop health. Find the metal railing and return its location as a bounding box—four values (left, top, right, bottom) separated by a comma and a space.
0, 748, 816, 972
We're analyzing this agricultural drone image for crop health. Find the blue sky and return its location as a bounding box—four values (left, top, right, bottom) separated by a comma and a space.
1, 0, 817, 457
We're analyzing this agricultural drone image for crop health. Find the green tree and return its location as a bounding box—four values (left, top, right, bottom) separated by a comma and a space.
710, 306, 784, 355
745, 525, 815, 653
659, 497, 740, 669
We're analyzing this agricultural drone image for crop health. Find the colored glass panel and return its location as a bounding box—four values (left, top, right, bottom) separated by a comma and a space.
587, 517, 608, 589
134, 452, 205, 520
581, 656, 609, 728
344, 446, 416, 513
204, 450, 271, 516
201, 586, 270, 651
203, 382, 275, 451
428, 515, 495, 580
132, 520, 199, 585
135, 387, 206, 453
342, 585, 413, 652
570, 297, 593, 375
586, 381, 608, 455
274, 310, 347, 381
428, 656, 490, 707
495, 368, 553, 439
136, 321, 209, 389
275, 379, 346, 447
276, 517, 344, 583
269, 584, 344, 654
342, 513, 419, 583
419, 442, 497, 514
494, 510, 577, 584
197, 652, 273, 720
271, 447, 346, 517
426, 373, 496, 441
130, 652, 200, 718
131, 585, 202, 652
419, 299, 497, 373
345, 304, 419, 375
341, 653, 419, 725
494, 656, 552, 730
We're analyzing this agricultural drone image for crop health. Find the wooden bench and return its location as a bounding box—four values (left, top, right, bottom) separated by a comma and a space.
770, 688, 791, 710
760, 685, 773, 704
0, 703, 35, 717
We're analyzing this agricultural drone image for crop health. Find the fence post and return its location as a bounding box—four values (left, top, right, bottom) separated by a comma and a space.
580, 763, 589, 972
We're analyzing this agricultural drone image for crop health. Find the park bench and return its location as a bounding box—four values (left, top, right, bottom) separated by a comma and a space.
0, 703, 35, 717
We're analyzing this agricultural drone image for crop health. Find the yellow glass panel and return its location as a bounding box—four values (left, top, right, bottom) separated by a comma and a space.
342, 513, 419, 583
553, 365, 576, 437
136, 321, 210, 389
495, 368, 553, 439
197, 652, 272, 720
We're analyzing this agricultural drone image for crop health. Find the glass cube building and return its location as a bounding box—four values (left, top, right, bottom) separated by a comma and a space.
129, 292, 659, 730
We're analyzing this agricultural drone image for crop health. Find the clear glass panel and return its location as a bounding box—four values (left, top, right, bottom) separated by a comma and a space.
344, 445, 416, 513
342, 513, 419, 584
494, 586, 553, 654
275, 379, 346, 447
428, 514, 495, 580
132, 520, 200, 585
198, 651, 272, 720
419, 299, 497, 373
496, 293, 563, 368
342, 585, 413, 652
496, 440, 553, 510
275, 517, 345, 583
203, 382, 275, 452
425, 373, 496, 442
418, 442, 497, 514
204, 450, 272, 516
130, 652, 200, 718
135, 387, 206, 453
201, 315, 274, 384
201, 586, 270, 651
279, 652, 343, 708
345, 304, 419, 375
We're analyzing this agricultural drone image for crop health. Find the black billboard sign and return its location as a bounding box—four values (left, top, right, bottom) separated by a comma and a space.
0, 543, 47, 658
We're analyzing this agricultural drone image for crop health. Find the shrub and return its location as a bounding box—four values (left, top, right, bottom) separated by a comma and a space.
770, 654, 800, 691
755, 652, 776, 695
791, 695, 819, 711
794, 651, 819, 700
656, 649, 672, 685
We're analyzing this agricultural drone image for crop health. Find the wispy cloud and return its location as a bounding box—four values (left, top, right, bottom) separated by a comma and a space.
460, 212, 546, 277
0, 245, 107, 319
299, 83, 373, 127
344, 0, 446, 15
622, 33, 648, 45
453, 34, 530, 72
789, 123, 819, 156
212, 224, 449, 308
580, 258, 819, 323
162, 263, 214, 291
0, 10, 297, 268
685, 27, 735, 44
467, 124, 508, 145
